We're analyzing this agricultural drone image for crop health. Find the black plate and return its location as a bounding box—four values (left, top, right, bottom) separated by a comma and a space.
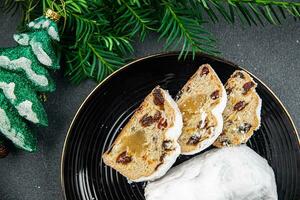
61, 52, 300, 200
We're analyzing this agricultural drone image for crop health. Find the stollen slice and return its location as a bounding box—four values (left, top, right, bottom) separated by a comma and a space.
176, 64, 227, 155
102, 86, 182, 182
214, 70, 262, 147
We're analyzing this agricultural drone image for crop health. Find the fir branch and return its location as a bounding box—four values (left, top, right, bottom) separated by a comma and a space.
68, 13, 108, 46
2, 0, 300, 84
1, 0, 41, 24
159, 1, 218, 58
64, 48, 88, 84
64, 41, 126, 84
87, 43, 124, 75
71, 14, 97, 43
116, 0, 156, 40
95, 33, 134, 55
1, 0, 18, 13
118, 0, 152, 7
191, 0, 300, 25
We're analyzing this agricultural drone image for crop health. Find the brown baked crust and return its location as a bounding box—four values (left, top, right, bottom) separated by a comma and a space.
176, 64, 225, 154
102, 86, 178, 180
214, 70, 261, 147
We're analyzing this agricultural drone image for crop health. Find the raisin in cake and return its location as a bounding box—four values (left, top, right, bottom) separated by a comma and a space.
102, 86, 182, 182
214, 70, 262, 147
176, 64, 227, 155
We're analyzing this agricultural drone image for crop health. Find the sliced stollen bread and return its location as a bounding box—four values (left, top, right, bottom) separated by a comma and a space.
102, 86, 182, 182
176, 64, 227, 155
214, 70, 262, 147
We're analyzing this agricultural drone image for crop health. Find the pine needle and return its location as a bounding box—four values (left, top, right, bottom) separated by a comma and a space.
4, 0, 300, 84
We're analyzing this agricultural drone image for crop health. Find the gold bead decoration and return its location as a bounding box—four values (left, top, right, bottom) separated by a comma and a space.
45, 9, 61, 22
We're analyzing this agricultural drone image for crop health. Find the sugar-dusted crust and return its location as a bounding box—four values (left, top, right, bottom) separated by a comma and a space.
102, 86, 182, 182
214, 70, 262, 147
133, 90, 182, 182
176, 64, 227, 155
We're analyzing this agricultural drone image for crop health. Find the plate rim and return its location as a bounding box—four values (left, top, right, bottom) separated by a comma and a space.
60, 51, 299, 199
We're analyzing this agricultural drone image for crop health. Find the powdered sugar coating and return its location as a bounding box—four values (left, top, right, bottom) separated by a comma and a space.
132, 90, 183, 182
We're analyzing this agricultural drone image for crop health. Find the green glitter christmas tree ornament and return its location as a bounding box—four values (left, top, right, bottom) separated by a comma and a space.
0, 9, 60, 153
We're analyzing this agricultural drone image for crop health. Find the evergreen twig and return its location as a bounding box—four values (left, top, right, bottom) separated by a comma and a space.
3, 0, 300, 84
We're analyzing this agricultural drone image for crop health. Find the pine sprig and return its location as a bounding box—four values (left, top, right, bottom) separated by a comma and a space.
86, 43, 125, 81
116, 0, 156, 40
64, 48, 89, 84
159, 1, 218, 58
96, 34, 134, 55
2, 0, 300, 84
191, 0, 300, 25
71, 14, 100, 45
65, 42, 126, 84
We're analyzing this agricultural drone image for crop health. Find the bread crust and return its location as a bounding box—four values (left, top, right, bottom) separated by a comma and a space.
177, 64, 227, 155
102, 86, 182, 182
214, 70, 262, 147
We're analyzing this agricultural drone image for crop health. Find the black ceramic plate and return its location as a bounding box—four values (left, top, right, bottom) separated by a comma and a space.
61, 52, 300, 200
